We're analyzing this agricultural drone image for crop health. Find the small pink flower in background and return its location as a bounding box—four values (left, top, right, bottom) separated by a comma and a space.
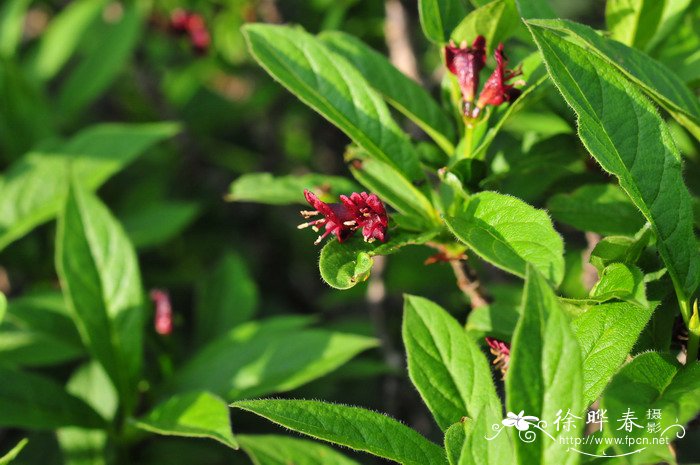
298, 190, 388, 245
168, 9, 210, 54
485, 336, 511, 377
475, 44, 523, 115
445, 36, 486, 116
150, 289, 173, 336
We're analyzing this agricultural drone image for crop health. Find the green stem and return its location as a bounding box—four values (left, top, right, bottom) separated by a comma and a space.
463, 122, 473, 159
688, 331, 699, 364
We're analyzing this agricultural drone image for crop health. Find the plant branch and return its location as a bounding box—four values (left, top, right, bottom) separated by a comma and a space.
449, 259, 489, 308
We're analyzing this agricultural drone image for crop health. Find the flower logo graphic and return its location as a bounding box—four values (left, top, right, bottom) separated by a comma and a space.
502, 411, 540, 431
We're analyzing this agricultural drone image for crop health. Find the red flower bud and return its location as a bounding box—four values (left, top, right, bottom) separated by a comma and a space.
150, 289, 173, 336
298, 190, 389, 245
445, 36, 486, 114
475, 43, 523, 113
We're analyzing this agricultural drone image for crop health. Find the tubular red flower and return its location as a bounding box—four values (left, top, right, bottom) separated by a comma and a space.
485, 336, 511, 377
444, 36, 486, 113
150, 289, 173, 336
298, 190, 388, 245
475, 43, 523, 113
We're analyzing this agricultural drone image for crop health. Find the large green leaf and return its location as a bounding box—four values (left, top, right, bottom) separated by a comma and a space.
0, 439, 28, 465
0, 122, 179, 251
238, 435, 361, 465
506, 266, 583, 465
0, 292, 5, 324
547, 184, 646, 236
403, 295, 512, 463
56, 3, 141, 119
57, 183, 144, 408
163, 317, 376, 400
605, 0, 664, 49
228, 172, 358, 205
528, 22, 700, 301
195, 252, 258, 345
571, 302, 654, 407
0, 367, 104, 430
133, 391, 238, 449
242, 24, 422, 181
451, 0, 521, 54
233, 399, 448, 465
601, 353, 700, 462
527, 19, 700, 139
321, 31, 455, 153
0, 291, 84, 367
419, 0, 470, 43
445, 191, 565, 285
319, 231, 437, 289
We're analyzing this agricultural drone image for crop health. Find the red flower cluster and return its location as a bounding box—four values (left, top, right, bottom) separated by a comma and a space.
169, 9, 210, 54
150, 289, 173, 336
298, 190, 388, 245
445, 38, 523, 119
485, 337, 511, 377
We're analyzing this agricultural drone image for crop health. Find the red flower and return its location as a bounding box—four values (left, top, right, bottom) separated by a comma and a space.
485, 337, 511, 377
444, 36, 486, 115
475, 44, 523, 114
298, 190, 388, 245
150, 289, 173, 336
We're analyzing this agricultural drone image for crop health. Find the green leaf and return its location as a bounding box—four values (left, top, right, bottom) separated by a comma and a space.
571, 302, 654, 407
56, 3, 141, 119
133, 391, 238, 449
348, 152, 438, 224
195, 252, 258, 344
0, 438, 28, 465
57, 183, 144, 408
0, 122, 179, 251
238, 435, 361, 465
589, 226, 652, 271
605, 0, 664, 50
28, 0, 108, 80
547, 184, 646, 236
319, 231, 437, 289
601, 353, 700, 461
242, 24, 422, 181
0, 291, 85, 367
233, 399, 448, 465
122, 201, 200, 249
528, 22, 700, 300
527, 18, 700, 140
403, 295, 512, 463
445, 191, 565, 285
506, 266, 583, 465
0, 0, 31, 58
451, 0, 521, 54
0, 367, 104, 430
163, 318, 376, 400
589, 263, 648, 306
419, 0, 470, 43
321, 31, 455, 153
444, 422, 468, 465
227, 172, 358, 205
